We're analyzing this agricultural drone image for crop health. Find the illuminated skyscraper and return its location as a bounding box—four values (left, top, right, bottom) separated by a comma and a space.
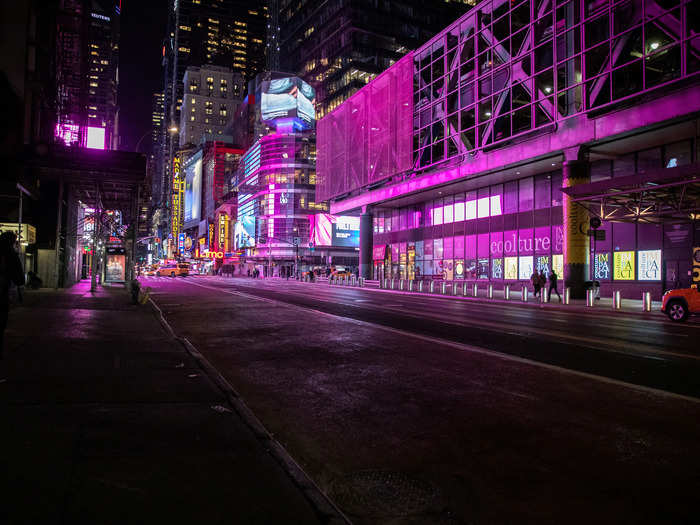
157, 0, 267, 213
55, 0, 121, 150
279, 0, 475, 118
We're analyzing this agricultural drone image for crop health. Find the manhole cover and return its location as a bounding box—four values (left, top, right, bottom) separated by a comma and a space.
330, 470, 440, 518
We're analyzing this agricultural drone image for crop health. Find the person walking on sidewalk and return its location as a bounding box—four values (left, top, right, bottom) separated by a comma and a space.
548, 269, 562, 302
531, 270, 541, 297
539, 270, 547, 298
0, 231, 25, 361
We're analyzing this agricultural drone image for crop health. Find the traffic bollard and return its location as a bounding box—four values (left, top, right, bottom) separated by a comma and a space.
453, 282, 459, 295
504, 284, 510, 300
586, 289, 595, 307
418, 280, 424, 292
642, 291, 651, 312
522, 286, 528, 302
612, 290, 621, 309
429, 281, 435, 293
472, 283, 478, 297
541, 287, 548, 303
564, 287, 570, 305
441, 281, 447, 295
487, 283, 493, 299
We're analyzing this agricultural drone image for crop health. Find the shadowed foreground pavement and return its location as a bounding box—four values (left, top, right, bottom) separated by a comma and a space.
0, 281, 326, 525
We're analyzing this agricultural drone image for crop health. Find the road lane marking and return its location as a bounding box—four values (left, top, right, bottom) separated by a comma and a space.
173, 278, 699, 403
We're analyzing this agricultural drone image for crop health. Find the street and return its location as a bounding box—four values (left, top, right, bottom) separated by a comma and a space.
142, 275, 700, 524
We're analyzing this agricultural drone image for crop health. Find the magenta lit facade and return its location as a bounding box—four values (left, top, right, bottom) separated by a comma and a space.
316, 0, 700, 298
316, 54, 414, 202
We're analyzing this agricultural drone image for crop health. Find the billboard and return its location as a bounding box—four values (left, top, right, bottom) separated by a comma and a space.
261, 77, 316, 129
614, 251, 635, 280
638, 250, 661, 281
184, 154, 202, 224
310, 214, 360, 247
234, 215, 255, 248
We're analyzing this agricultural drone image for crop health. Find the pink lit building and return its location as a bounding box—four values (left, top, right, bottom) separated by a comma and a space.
317, 0, 700, 299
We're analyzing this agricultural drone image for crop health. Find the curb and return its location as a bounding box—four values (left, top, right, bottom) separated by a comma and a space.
148, 297, 351, 525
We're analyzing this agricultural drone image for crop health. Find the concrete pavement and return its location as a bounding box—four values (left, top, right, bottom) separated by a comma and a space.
0, 280, 340, 525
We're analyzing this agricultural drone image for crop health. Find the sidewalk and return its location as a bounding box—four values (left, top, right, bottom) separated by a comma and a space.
321, 279, 670, 318
0, 280, 329, 525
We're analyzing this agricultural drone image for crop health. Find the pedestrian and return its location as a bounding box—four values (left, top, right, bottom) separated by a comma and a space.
548, 269, 562, 302
539, 270, 547, 297
0, 231, 25, 362
530, 270, 541, 297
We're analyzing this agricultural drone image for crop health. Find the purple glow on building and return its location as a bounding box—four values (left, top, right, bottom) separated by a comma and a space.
55, 123, 80, 146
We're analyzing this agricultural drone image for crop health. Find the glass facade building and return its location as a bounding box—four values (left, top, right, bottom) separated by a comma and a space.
317, 0, 700, 299
413, 0, 700, 169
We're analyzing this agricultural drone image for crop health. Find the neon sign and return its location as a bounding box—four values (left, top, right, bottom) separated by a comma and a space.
202, 251, 224, 259
172, 156, 182, 240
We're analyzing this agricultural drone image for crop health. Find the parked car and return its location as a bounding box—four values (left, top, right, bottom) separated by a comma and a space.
661, 285, 700, 322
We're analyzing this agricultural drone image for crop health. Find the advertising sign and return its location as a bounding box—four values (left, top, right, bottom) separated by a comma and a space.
594, 252, 611, 280
311, 214, 360, 247
105, 254, 125, 282
443, 259, 454, 280
260, 77, 316, 129
455, 259, 465, 279
536, 255, 550, 277
178, 233, 185, 254
553, 254, 563, 279
478, 258, 489, 279
184, 154, 202, 224
171, 156, 181, 239
693, 247, 700, 284
491, 258, 503, 279
518, 256, 533, 280
638, 250, 661, 281
504, 257, 518, 280
613, 251, 635, 280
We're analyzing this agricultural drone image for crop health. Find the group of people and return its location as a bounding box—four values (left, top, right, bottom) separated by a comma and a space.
531, 268, 561, 301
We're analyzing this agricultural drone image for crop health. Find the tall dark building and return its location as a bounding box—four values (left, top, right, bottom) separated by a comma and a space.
279, 0, 474, 118
157, 0, 267, 211
55, 0, 121, 149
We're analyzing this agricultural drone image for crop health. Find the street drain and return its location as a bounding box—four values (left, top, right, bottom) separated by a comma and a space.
330, 470, 440, 518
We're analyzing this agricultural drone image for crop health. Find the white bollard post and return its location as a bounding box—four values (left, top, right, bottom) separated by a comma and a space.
612, 290, 621, 309
522, 286, 528, 302
564, 287, 570, 305
472, 283, 478, 297
642, 291, 651, 312
586, 288, 595, 307
487, 283, 493, 299
504, 284, 510, 300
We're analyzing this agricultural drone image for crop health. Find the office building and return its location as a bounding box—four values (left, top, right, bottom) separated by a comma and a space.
55, 0, 121, 150
179, 65, 244, 147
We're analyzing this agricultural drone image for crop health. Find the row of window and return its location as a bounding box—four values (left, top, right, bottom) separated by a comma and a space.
413, 0, 698, 169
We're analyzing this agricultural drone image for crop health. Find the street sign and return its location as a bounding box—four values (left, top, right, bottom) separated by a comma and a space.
309, 242, 315, 252
293, 237, 300, 246
587, 229, 605, 240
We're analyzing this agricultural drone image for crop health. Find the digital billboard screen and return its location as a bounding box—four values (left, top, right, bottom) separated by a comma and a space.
184, 155, 202, 224
310, 214, 360, 247
261, 77, 316, 129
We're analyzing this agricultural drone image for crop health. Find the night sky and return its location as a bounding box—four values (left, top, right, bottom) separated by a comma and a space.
118, 0, 168, 153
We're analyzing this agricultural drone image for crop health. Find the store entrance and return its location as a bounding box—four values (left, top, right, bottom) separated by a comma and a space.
665, 259, 692, 290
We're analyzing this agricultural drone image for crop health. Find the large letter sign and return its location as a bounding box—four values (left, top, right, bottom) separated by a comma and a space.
613, 251, 635, 280
638, 250, 661, 281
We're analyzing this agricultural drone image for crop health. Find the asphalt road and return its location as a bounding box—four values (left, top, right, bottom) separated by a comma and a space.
143, 275, 700, 524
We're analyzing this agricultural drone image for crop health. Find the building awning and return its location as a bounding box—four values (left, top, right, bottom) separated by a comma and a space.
373, 244, 386, 260
561, 163, 700, 224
